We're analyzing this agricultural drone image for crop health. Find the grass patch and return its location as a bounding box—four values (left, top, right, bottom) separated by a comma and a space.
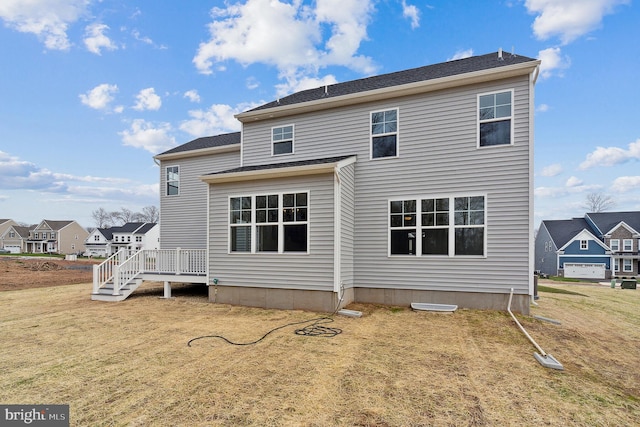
538, 285, 588, 296
1, 282, 640, 425
547, 275, 583, 283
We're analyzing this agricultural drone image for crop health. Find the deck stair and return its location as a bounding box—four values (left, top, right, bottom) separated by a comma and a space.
91, 248, 208, 302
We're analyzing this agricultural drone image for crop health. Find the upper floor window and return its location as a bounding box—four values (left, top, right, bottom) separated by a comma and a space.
94, 235, 100, 241
610, 239, 620, 251
166, 166, 179, 196
371, 108, 398, 159
272, 125, 294, 156
580, 240, 588, 250
478, 90, 513, 147
623, 239, 633, 251
389, 195, 485, 257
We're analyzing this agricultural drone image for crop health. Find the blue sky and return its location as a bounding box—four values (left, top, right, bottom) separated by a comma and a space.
1, 0, 638, 229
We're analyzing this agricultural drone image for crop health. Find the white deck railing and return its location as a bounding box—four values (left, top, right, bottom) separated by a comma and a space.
92, 248, 207, 296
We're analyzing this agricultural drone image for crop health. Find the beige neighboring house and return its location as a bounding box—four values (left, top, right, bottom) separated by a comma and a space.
26, 220, 89, 255
1, 225, 32, 253
0, 219, 19, 249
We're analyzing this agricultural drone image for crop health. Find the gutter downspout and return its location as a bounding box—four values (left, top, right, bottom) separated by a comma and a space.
333, 166, 342, 301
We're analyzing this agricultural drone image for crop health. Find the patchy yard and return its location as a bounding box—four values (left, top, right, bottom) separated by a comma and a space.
0, 256, 99, 291
0, 276, 639, 426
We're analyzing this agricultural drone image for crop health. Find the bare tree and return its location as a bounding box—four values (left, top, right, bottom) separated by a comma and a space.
92, 207, 113, 228
583, 192, 615, 213
137, 205, 159, 223
111, 207, 135, 225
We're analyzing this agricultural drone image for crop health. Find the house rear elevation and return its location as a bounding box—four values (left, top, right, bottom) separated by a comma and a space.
155, 51, 540, 314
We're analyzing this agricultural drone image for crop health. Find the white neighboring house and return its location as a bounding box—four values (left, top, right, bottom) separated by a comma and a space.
84, 228, 114, 257
86, 222, 159, 257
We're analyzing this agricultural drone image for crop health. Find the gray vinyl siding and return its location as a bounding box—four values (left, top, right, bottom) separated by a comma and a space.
208, 173, 336, 291
535, 224, 558, 276
240, 75, 532, 294
339, 163, 355, 288
159, 150, 239, 249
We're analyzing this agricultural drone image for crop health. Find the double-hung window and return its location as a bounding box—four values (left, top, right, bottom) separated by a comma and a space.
623, 239, 633, 251
478, 90, 513, 147
610, 239, 620, 251
389, 195, 485, 257
623, 259, 633, 272
272, 125, 294, 155
371, 108, 398, 159
166, 166, 179, 196
229, 192, 308, 253
580, 240, 588, 250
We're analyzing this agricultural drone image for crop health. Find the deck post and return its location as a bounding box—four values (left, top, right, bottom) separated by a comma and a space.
92, 264, 99, 294
112, 265, 120, 296
176, 247, 181, 275
163, 281, 172, 298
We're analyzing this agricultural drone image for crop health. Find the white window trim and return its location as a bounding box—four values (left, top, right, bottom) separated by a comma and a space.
165, 165, 180, 196
387, 193, 487, 258
228, 191, 310, 254
477, 89, 514, 148
580, 240, 588, 250
623, 239, 633, 251
623, 258, 633, 272
610, 239, 620, 251
271, 124, 295, 156
614, 258, 620, 272
370, 107, 399, 160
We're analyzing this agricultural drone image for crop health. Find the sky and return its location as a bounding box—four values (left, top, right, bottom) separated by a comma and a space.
1, 0, 639, 229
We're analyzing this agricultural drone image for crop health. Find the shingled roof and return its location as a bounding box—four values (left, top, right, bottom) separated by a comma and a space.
156, 132, 241, 156
586, 211, 640, 236
247, 51, 537, 112
542, 218, 592, 249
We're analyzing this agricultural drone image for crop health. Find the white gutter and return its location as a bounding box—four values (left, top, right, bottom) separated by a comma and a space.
236, 61, 541, 123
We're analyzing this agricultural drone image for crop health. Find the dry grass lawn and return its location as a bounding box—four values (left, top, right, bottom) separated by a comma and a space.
1, 280, 640, 426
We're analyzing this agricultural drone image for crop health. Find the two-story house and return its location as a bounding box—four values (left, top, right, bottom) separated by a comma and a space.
1, 225, 32, 254
0, 219, 19, 251
93, 222, 159, 256
26, 220, 89, 255
535, 211, 640, 279
149, 51, 540, 314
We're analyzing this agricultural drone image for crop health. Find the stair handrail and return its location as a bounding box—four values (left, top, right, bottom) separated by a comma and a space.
113, 250, 144, 295
92, 249, 126, 294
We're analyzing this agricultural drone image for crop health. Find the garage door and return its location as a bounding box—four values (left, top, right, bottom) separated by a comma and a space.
564, 263, 606, 279
4, 245, 21, 254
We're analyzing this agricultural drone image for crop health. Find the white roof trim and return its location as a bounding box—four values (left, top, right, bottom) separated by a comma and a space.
558, 228, 610, 252
603, 221, 640, 237
154, 143, 240, 161
200, 156, 356, 185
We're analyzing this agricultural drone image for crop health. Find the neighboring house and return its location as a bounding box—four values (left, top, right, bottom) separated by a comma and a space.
0, 225, 32, 253
147, 50, 540, 314
26, 220, 89, 255
535, 211, 640, 279
0, 219, 19, 249
84, 228, 114, 257
110, 222, 159, 255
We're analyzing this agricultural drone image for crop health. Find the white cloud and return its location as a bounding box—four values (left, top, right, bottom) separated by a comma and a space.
246, 77, 260, 90
447, 49, 474, 61
0, 0, 90, 50
535, 182, 601, 198
611, 176, 640, 193
536, 103, 550, 112
525, 0, 629, 44
179, 104, 249, 137
119, 119, 176, 153
537, 47, 570, 79
84, 22, 117, 55
274, 74, 338, 99
133, 88, 162, 111
183, 90, 201, 103
79, 83, 120, 111
401, 1, 420, 29
579, 139, 640, 169
540, 163, 563, 177
565, 176, 583, 187
193, 0, 377, 90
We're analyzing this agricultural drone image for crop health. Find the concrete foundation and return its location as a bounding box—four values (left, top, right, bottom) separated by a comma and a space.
208, 285, 530, 314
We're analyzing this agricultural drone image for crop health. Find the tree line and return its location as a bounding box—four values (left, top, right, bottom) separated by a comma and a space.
91, 206, 159, 228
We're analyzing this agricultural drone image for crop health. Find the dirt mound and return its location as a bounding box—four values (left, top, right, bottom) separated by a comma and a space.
27, 261, 65, 271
